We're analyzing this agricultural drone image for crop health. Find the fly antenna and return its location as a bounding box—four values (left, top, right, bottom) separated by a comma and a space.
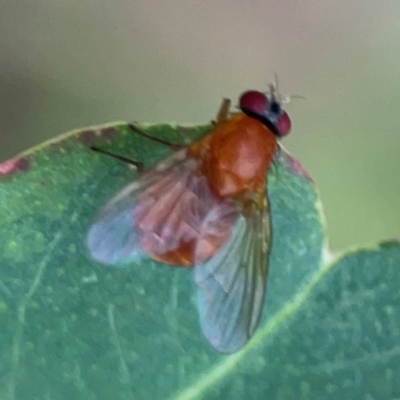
266, 73, 305, 105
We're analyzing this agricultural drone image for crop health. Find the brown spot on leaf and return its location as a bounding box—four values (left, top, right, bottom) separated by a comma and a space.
79, 130, 97, 147
0, 157, 30, 176
99, 127, 118, 141
79, 127, 119, 148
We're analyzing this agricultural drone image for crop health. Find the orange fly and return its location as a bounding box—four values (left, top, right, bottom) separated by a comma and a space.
87, 84, 291, 353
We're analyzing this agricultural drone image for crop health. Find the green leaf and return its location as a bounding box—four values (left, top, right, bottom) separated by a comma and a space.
0, 122, 398, 400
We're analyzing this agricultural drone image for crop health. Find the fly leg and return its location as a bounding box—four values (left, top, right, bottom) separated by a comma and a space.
210, 98, 232, 127
90, 122, 187, 171
89, 146, 144, 172
128, 124, 184, 151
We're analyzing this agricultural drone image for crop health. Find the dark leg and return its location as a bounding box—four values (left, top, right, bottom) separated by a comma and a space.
128, 124, 183, 151
89, 146, 144, 172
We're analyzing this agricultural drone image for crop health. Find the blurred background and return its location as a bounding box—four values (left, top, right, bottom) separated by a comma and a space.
1, 0, 399, 252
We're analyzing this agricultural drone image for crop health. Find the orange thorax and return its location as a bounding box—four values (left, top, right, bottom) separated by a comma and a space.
188, 113, 277, 198
149, 113, 277, 267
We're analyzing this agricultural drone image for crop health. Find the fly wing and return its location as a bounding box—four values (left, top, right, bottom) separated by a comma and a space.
194, 197, 271, 353
87, 149, 227, 266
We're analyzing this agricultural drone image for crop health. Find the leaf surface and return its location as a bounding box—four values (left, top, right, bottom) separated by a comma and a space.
0, 122, 398, 400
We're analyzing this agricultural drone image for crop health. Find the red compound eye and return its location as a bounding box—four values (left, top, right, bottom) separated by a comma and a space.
276, 111, 291, 136
239, 91, 268, 115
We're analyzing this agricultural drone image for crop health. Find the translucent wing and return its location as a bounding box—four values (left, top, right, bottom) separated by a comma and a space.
87, 149, 236, 266
194, 197, 271, 353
